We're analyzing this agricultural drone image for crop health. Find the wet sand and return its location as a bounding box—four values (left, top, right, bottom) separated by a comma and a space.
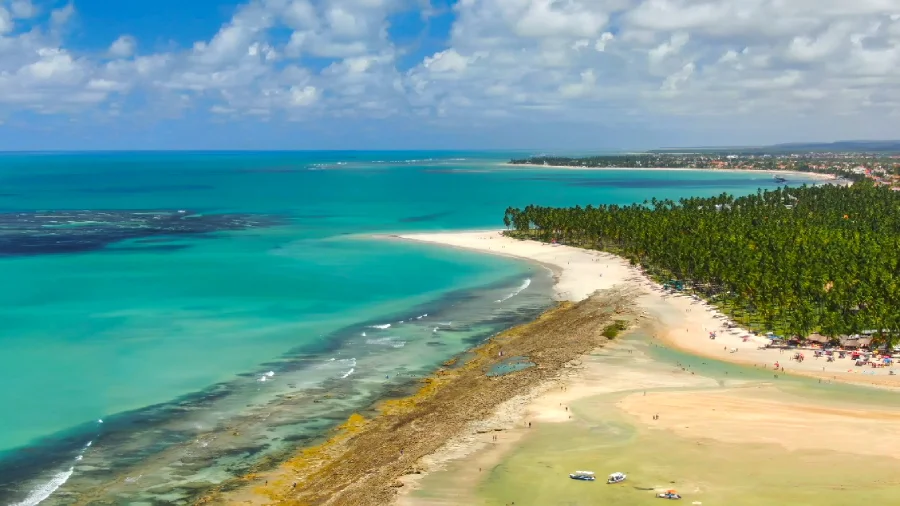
401, 336, 900, 506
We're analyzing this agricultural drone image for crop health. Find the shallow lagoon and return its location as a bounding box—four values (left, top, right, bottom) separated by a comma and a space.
411, 331, 900, 506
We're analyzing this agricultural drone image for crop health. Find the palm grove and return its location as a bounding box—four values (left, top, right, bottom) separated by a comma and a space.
503, 181, 900, 346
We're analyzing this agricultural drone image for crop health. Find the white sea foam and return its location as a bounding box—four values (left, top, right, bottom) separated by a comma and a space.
361, 332, 366, 337
496, 278, 531, 303
369, 323, 391, 329
13, 437, 94, 506
339, 358, 357, 378
11, 467, 74, 506
366, 337, 406, 349
265, 371, 275, 377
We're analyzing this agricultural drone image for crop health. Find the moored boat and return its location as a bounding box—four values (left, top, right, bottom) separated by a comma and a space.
657, 489, 682, 499
607, 472, 627, 484
569, 470, 596, 481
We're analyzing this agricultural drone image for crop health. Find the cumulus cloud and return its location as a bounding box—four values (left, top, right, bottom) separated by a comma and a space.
10, 0, 37, 18
0, 6, 13, 34
108, 35, 136, 58
3, 0, 900, 142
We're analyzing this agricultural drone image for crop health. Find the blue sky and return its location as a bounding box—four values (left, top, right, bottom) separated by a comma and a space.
0, 0, 899, 150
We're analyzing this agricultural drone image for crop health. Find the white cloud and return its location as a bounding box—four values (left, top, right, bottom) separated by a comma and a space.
422, 49, 470, 73
3, 0, 900, 143
0, 7, 13, 34
661, 61, 695, 92
290, 85, 318, 106
10, 0, 37, 18
648, 32, 690, 66
559, 69, 596, 98
595, 32, 614, 52
109, 35, 136, 58
50, 2, 74, 27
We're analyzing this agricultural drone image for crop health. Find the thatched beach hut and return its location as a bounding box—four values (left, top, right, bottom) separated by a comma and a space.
806, 333, 833, 345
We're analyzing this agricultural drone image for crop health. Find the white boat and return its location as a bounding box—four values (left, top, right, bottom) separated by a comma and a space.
569, 470, 596, 481
607, 472, 627, 484
657, 490, 682, 499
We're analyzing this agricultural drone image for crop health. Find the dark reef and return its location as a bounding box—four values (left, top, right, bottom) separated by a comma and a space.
0, 210, 287, 257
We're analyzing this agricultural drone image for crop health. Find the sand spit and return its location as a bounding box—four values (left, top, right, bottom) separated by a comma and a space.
618, 387, 900, 457
207, 288, 639, 505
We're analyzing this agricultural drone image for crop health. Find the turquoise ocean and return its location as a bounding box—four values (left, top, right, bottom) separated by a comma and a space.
0, 152, 816, 504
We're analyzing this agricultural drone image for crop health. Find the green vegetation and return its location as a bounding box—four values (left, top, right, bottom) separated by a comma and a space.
602, 320, 629, 339
503, 181, 900, 345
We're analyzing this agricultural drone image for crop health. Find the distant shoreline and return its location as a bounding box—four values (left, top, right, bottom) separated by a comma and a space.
500, 162, 839, 182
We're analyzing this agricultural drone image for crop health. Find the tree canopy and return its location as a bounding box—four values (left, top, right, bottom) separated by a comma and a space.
503, 181, 900, 345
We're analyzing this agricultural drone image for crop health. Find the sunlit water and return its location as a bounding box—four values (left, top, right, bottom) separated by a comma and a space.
0, 152, 818, 504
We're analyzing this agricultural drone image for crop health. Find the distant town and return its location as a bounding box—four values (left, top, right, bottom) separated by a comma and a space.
509, 151, 900, 188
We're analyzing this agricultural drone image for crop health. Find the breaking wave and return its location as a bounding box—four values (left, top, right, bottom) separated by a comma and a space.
496, 278, 531, 303
365, 337, 406, 349
12, 436, 96, 506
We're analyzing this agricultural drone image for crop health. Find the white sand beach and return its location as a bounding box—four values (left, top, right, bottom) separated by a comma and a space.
399, 231, 900, 389
498, 162, 839, 181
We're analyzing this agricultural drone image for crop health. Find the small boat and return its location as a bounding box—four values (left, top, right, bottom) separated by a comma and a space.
774, 175, 787, 183
657, 489, 682, 500
569, 470, 595, 481
607, 472, 627, 484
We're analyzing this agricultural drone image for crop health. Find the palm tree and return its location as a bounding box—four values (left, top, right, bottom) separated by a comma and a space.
502, 180, 900, 343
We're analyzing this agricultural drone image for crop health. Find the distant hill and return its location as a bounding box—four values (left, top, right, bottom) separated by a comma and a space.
651, 140, 900, 154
